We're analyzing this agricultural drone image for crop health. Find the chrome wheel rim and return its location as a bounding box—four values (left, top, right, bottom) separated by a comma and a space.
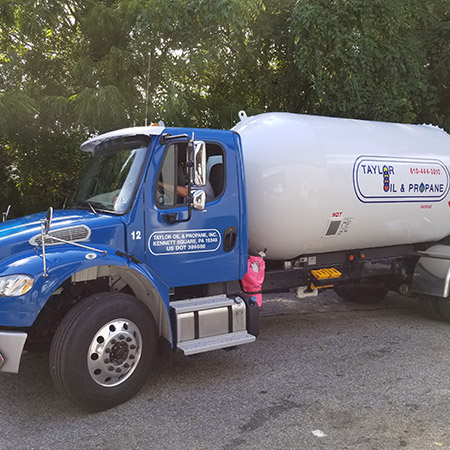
87, 319, 142, 387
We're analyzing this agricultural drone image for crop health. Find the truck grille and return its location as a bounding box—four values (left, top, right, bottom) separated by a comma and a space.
29, 225, 91, 247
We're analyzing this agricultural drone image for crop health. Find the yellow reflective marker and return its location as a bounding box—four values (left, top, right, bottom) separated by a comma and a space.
311, 268, 342, 280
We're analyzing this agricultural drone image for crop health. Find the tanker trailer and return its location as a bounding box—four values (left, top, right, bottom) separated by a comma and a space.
233, 112, 450, 313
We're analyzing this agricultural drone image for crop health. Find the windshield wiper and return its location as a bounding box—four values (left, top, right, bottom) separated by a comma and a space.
69, 200, 99, 214
86, 201, 98, 215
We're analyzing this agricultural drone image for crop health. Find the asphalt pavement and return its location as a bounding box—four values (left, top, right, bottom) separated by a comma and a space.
2, 291, 450, 450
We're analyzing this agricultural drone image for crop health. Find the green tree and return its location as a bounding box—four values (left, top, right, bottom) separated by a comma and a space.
1, 0, 449, 216
424, 0, 450, 130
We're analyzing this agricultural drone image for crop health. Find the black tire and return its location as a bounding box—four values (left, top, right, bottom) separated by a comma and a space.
334, 285, 388, 305
437, 297, 450, 322
50, 292, 158, 412
418, 295, 444, 321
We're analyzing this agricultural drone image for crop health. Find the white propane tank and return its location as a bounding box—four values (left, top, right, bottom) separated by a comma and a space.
232, 112, 450, 260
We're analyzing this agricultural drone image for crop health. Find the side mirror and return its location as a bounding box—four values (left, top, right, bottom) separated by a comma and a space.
44, 206, 53, 234
193, 141, 206, 186
192, 190, 206, 211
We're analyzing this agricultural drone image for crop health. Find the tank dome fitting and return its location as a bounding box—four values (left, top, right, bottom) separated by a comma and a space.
238, 111, 248, 121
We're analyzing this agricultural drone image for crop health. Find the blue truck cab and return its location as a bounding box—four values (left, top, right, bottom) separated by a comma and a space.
0, 125, 259, 411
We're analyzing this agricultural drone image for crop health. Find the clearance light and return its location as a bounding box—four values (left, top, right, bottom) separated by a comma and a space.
0, 274, 34, 297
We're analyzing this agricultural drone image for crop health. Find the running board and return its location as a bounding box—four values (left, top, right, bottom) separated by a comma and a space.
177, 331, 256, 356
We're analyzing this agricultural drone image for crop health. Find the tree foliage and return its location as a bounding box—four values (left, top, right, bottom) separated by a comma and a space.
0, 0, 449, 216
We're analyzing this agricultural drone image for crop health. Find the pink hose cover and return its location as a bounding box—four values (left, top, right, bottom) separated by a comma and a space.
241, 256, 266, 307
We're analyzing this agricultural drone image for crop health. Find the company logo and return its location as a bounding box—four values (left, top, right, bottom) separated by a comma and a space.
353, 156, 450, 203
148, 229, 221, 255
383, 165, 389, 192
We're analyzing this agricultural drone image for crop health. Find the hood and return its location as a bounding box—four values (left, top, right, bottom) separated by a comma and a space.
0, 209, 125, 263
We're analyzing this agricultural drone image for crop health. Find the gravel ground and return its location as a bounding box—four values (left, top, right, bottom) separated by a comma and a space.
2, 291, 450, 450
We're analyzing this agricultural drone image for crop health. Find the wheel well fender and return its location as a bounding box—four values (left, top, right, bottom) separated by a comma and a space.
23, 248, 172, 343
111, 263, 171, 343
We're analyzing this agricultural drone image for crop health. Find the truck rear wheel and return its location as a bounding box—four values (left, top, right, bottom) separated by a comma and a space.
334, 285, 388, 304
418, 295, 443, 321
50, 292, 157, 412
437, 297, 450, 322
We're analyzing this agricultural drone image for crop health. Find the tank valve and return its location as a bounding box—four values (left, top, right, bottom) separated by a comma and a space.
238, 110, 248, 121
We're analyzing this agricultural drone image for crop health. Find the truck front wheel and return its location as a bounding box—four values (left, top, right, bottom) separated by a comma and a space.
50, 292, 158, 412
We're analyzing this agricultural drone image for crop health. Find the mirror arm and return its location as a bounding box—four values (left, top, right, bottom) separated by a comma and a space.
40, 220, 48, 278
160, 133, 200, 223
175, 202, 193, 223
39, 205, 107, 275
160, 133, 190, 145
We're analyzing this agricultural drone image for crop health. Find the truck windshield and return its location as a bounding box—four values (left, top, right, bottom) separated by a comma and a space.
72, 138, 150, 214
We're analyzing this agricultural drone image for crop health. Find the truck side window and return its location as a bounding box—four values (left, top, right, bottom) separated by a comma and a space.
157, 144, 176, 207
207, 153, 225, 198
156, 142, 225, 207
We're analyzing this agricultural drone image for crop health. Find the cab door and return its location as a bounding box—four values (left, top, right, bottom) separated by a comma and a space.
144, 129, 243, 288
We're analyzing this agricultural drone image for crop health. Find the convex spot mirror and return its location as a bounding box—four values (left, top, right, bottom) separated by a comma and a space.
192, 190, 206, 211
193, 141, 206, 187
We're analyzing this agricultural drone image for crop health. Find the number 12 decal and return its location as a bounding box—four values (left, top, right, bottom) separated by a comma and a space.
131, 231, 142, 240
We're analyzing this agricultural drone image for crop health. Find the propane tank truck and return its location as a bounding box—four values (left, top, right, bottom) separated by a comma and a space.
1, 111, 450, 411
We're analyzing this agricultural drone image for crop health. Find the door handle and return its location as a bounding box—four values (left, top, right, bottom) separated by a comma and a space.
223, 226, 237, 252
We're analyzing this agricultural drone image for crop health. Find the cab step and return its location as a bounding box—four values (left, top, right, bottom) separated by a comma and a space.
177, 331, 256, 355
170, 294, 258, 355
170, 294, 236, 313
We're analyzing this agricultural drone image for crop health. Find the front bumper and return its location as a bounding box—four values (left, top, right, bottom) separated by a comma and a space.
0, 331, 27, 373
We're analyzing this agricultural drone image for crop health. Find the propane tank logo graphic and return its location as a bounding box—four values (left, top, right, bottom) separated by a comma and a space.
383, 165, 390, 192
353, 156, 450, 203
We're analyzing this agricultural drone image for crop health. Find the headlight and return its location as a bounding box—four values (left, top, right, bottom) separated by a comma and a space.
0, 274, 34, 297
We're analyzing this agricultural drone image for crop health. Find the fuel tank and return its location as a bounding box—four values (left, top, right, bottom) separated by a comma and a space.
232, 112, 450, 260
